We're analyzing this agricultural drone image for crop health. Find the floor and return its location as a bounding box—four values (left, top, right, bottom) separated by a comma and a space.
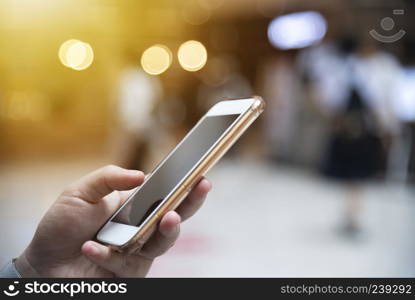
1, 157, 414, 277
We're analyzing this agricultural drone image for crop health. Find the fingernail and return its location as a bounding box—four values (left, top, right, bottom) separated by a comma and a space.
202, 179, 212, 191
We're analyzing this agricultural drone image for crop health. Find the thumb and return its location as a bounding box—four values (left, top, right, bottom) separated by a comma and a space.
63, 165, 144, 203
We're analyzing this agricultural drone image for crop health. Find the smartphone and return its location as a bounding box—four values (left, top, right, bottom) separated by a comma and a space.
96, 96, 265, 253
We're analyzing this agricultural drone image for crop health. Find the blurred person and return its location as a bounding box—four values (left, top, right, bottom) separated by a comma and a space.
323, 89, 383, 237
298, 38, 364, 237
111, 50, 163, 171
0, 165, 211, 277
299, 37, 400, 238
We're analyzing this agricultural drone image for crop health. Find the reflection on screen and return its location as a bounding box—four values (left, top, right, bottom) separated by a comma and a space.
113, 114, 239, 227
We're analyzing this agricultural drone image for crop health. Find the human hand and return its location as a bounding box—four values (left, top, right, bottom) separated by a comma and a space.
15, 165, 211, 277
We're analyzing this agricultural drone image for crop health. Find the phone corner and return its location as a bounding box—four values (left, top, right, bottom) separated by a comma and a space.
252, 95, 265, 114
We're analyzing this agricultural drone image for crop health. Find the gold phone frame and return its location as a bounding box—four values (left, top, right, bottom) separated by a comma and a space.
99, 96, 265, 253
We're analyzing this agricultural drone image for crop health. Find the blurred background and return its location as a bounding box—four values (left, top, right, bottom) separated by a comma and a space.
1, 0, 415, 277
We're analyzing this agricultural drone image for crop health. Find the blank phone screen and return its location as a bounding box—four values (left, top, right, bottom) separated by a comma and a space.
112, 114, 239, 228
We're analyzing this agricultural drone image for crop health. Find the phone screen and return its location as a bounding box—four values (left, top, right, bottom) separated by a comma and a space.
112, 113, 240, 228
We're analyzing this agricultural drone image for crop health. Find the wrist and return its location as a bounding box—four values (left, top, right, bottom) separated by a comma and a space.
15, 248, 41, 278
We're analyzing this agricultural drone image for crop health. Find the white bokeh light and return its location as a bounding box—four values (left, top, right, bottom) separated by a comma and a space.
268, 11, 327, 50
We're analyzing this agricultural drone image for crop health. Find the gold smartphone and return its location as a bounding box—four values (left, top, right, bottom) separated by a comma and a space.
96, 96, 265, 253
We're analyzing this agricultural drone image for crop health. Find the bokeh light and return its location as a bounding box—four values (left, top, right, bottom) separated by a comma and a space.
141, 45, 172, 75
267, 11, 327, 50
177, 40, 207, 72
58, 39, 94, 70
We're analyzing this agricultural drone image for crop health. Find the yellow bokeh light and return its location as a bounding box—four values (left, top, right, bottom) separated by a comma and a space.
59, 39, 77, 67
178, 40, 207, 72
141, 45, 172, 75
58, 39, 94, 71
